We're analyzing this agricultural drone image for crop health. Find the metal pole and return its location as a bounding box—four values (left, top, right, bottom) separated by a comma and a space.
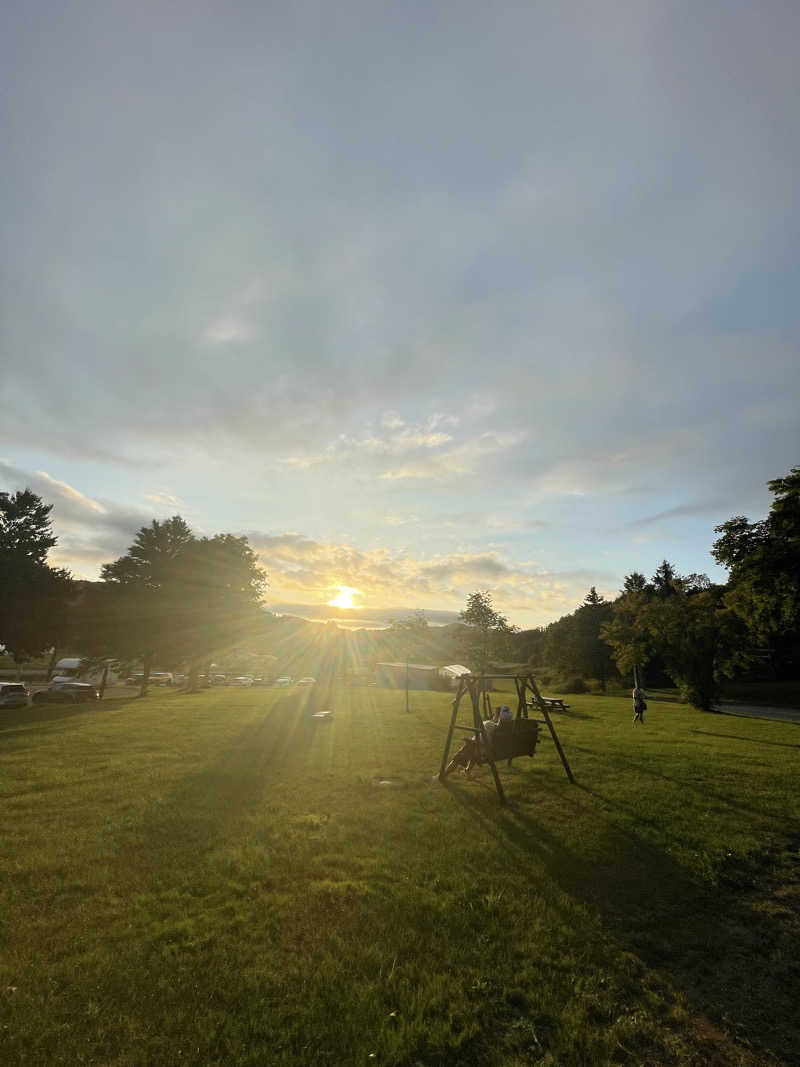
403, 648, 409, 717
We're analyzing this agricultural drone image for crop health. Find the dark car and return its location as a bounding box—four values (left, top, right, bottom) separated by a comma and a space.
0, 682, 29, 708
32, 682, 100, 704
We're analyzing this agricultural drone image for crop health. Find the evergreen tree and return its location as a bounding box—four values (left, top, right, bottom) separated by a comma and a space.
651, 560, 677, 597
0, 490, 73, 672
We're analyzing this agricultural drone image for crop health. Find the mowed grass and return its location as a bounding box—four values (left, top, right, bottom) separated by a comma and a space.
1, 685, 798, 1066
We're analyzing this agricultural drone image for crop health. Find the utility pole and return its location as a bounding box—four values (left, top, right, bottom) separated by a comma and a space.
405, 652, 409, 713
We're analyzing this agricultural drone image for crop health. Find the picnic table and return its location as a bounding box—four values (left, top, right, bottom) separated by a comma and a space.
528, 696, 570, 712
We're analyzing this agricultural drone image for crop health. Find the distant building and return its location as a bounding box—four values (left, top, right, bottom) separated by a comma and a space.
376, 662, 440, 690
438, 664, 471, 687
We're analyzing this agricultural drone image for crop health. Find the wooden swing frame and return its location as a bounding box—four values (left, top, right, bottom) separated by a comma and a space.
437, 672, 574, 805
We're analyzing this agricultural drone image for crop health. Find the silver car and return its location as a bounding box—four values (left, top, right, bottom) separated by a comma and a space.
0, 682, 29, 708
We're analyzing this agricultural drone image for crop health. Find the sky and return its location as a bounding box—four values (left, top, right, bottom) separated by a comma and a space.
2, 1, 798, 629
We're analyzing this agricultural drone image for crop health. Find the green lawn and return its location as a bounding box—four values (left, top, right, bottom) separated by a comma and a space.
1, 685, 798, 1065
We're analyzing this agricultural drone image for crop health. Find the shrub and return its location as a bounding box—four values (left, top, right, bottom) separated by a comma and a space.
558, 676, 588, 694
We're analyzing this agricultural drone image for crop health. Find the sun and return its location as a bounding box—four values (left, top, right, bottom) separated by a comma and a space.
328, 585, 360, 609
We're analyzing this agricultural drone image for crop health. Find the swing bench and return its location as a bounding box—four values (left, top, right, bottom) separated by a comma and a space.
437, 672, 574, 805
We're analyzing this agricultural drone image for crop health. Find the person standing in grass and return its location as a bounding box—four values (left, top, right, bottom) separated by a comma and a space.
632, 685, 647, 724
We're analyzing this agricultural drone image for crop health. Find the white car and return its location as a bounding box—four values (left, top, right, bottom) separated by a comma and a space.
274, 676, 292, 687
231, 676, 254, 687
296, 677, 316, 686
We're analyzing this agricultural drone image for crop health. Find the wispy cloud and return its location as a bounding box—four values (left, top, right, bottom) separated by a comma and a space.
145, 491, 183, 509
247, 530, 615, 624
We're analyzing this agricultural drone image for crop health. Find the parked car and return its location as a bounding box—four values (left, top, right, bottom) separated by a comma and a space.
274, 676, 293, 687
0, 682, 29, 708
126, 672, 173, 687
32, 682, 100, 704
231, 676, 254, 687
296, 677, 316, 686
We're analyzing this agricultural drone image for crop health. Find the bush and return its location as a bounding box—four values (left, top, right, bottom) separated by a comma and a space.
558, 676, 588, 694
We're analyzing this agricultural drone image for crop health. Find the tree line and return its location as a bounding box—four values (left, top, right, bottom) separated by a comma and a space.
2, 467, 797, 707
0, 494, 266, 695
515, 468, 799, 708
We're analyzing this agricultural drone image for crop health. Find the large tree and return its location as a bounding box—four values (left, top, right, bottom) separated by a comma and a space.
459, 591, 516, 674
174, 533, 268, 690
0, 490, 73, 673
100, 516, 194, 694
100, 518, 267, 694
712, 467, 800, 674
602, 585, 748, 710
0, 489, 58, 562
542, 589, 614, 689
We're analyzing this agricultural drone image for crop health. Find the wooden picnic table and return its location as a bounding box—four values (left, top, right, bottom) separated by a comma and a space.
528, 696, 570, 711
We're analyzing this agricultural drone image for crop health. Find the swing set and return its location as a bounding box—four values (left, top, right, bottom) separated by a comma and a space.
437, 672, 574, 805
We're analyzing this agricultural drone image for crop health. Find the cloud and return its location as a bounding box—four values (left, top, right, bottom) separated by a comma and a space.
144, 491, 183, 509
0, 461, 155, 573
247, 530, 616, 625
630, 498, 733, 527
1, 461, 104, 518
1, 2, 798, 615
277, 416, 458, 473
202, 317, 254, 345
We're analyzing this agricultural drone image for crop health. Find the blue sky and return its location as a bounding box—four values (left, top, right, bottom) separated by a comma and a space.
1, 1, 798, 627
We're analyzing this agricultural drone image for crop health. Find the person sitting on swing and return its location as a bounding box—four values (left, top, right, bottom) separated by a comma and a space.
443, 705, 514, 776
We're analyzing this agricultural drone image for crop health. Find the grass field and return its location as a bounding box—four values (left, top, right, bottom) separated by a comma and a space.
1, 684, 798, 1065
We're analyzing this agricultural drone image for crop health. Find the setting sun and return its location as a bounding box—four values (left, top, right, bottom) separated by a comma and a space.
327, 585, 360, 609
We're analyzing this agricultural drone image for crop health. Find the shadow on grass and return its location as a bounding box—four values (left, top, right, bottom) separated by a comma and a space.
544, 706, 594, 721
692, 729, 800, 750
115, 689, 323, 864
443, 780, 799, 1063
568, 745, 778, 821
0, 694, 142, 737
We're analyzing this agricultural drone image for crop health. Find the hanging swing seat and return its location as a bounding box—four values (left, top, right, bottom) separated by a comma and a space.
437, 672, 574, 804
479, 719, 539, 762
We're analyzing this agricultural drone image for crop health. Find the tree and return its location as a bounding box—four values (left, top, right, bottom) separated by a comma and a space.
101, 517, 195, 695
621, 571, 648, 595
603, 585, 749, 710
712, 467, 800, 674
0, 489, 58, 563
100, 518, 267, 695
542, 590, 614, 689
651, 560, 678, 597
0, 490, 73, 672
459, 591, 516, 674
175, 534, 268, 690
576, 588, 614, 691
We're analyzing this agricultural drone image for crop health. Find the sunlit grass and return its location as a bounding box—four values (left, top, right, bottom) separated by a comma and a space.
1, 686, 798, 1064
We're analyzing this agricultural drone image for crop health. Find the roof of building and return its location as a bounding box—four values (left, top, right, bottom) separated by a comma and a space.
377, 662, 439, 671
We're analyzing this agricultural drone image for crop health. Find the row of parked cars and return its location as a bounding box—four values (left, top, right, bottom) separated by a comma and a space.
0, 681, 100, 706
0, 673, 319, 709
